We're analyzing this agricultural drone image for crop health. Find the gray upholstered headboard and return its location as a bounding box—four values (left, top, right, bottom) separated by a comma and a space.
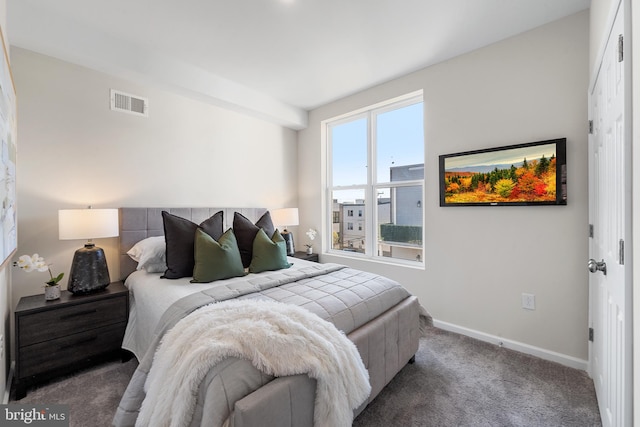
119, 207, 267, 281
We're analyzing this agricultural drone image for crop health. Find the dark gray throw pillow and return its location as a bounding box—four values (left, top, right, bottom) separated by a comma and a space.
233, 211, 275, 268
162, 210, 224, 279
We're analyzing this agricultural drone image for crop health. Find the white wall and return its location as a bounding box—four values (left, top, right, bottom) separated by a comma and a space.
0, 0, 10, 402
9, 47, 298, 356
0, 0, 5, 42
299, 11, 590, 362
634, 1, 640, 421
632, 2, 640, 422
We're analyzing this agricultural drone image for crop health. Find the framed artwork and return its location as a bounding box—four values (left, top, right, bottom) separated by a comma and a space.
439, 138, 567, 207
0, 27, 17, 267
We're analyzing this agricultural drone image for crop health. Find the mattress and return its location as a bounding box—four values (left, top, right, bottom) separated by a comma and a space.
122, 257, 325, 360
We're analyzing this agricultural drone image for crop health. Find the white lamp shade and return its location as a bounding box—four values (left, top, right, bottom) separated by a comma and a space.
271, 208, 299, 227
59, 208, 119, 240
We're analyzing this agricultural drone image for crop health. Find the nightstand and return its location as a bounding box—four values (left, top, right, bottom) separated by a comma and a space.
14, 281, 129, 399
291, 251, 319, 263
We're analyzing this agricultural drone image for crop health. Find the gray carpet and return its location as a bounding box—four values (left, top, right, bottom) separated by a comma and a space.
353, 327, 601, 427
10, 357, 137, 427
11, 326, 601, 427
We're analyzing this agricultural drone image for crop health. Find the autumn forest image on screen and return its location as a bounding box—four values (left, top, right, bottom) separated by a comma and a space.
443, 143, 559, 204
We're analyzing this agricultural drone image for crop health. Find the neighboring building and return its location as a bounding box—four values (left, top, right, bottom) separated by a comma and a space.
382, 164, 424, 261
341, 200, 365, 252
332, 164, 424, 262
391, 164, 424, 227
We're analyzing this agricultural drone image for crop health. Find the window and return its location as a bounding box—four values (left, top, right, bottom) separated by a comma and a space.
326, 92, 424, 264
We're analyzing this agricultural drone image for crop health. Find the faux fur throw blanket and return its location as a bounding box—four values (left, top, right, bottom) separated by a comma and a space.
137, 299, 371, 427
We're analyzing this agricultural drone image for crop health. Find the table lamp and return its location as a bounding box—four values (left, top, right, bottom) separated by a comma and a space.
58, 208, 119, 294
271, 208, 299, 256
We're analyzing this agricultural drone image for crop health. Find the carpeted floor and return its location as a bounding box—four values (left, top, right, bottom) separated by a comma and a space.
11, 326, 601, 427
353, 327, 601, 427
10, 356, 137, 427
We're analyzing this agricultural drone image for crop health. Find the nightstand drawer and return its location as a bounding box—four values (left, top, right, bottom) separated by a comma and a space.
18, 322, 126, 377
18, 296, 127, 347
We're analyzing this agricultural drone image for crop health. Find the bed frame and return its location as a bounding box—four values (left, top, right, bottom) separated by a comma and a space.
117, 207, 420, 426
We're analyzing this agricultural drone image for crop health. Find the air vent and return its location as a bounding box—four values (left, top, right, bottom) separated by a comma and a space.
110, 89, 148, 117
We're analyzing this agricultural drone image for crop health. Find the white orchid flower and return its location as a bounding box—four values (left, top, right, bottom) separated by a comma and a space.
17, 254, 34, 271
305, 229, 318, 249
34, 259, 49, 272
14, 253, 65, 286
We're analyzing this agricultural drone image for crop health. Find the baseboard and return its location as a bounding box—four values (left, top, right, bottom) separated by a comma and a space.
3, 361, 13, 404
433, 319, 589, 372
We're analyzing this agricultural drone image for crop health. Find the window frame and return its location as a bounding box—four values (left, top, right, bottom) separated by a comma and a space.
324, 91, 425, 267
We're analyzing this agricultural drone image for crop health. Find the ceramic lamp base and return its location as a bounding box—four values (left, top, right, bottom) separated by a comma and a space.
281, 230, 295, 256
67, 243, 111, 294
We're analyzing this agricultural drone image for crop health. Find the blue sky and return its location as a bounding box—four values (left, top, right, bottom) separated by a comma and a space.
331, 102, 424, 202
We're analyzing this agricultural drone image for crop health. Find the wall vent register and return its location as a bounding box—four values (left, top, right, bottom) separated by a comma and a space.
110, 89, 148, 117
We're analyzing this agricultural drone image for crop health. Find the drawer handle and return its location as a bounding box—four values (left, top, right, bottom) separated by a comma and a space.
58, 335, 97, 350
59, 309, 98, 320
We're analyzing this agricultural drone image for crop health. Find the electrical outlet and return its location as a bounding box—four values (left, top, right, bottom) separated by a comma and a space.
522, 293, 536, 310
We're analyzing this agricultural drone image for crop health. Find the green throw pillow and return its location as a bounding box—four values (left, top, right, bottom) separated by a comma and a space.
191, 228, 246, 283
248, 228, 292, 273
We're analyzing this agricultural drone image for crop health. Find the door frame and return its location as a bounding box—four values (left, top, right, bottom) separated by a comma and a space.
632, 0, 640, 424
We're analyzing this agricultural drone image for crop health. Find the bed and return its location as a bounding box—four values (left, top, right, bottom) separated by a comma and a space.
113, 207, 427, 427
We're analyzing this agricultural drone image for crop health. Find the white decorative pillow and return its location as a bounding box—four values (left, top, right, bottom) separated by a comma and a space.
127, 236, 166, 273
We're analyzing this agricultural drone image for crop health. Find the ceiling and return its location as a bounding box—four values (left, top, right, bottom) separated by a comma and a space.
7, 0, 590, 129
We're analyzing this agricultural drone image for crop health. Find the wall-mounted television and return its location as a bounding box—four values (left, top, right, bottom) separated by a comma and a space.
439, 138, 567, 206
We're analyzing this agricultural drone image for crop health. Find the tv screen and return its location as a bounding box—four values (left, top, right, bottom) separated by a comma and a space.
439, 138, 567, 206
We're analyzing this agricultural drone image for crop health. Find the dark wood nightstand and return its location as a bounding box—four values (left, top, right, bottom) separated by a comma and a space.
14, 281, 129, 399
291, 251, 319, 263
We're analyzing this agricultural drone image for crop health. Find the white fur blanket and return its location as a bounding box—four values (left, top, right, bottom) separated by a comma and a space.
137, 299, 371, 427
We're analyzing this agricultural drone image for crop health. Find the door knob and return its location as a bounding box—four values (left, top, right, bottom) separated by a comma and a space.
588, 259, 607, 275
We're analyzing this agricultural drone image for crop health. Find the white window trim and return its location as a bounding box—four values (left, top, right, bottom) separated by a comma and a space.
322, 90, 425, 267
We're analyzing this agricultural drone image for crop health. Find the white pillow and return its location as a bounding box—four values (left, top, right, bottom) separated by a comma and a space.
127, 236, 166, 273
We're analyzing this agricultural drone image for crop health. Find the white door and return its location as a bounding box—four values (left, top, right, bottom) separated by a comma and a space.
588, 2, 632, 426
